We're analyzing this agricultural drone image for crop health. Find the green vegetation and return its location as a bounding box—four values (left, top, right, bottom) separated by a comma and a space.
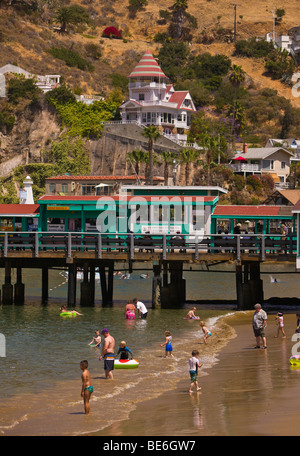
46, 46, 94, 72
7, 75, 41, 105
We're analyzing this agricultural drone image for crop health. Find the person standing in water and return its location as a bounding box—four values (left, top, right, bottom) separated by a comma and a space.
99, 329, 115, 379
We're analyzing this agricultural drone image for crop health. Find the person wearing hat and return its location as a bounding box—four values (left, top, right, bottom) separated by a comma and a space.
252, 303, 267, 349
99, 328, 115, 379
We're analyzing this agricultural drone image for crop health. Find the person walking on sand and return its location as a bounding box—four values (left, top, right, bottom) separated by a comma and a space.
160, 330, 174, 358
275, 312, 286, 338
189, 350, 203, 393
200, 321, 212, 344
253, 303, 267, 349
99, 328, 115, 379
80, 360, 93, 414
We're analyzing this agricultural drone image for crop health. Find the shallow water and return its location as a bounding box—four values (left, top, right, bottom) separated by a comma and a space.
0, 263, 300, 435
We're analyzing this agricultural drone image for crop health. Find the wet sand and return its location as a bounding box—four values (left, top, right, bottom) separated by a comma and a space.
97, 311, 300, 436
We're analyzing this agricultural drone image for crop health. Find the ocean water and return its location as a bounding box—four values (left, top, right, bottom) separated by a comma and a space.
0, 262, 300, 435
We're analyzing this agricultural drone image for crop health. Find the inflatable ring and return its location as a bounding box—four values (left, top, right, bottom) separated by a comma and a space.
289, 355, 300, 365
60, 311, 77, 317
114, 359, 139, 369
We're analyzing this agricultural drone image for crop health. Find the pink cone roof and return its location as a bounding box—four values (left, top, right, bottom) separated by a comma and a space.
128, 50, 168, 79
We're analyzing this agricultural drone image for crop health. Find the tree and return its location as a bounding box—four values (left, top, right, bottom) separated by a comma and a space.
127, 149, 147, 177
160, 151, 176, 185
179, 148, 200, 185
198, 134, 218, 185
142, 126, 160, 185
172, 0, 188, 39
54, 5, 92, 33
228, 64, 245, 136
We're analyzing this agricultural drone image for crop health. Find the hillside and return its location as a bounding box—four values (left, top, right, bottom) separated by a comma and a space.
0, 0, 299, 104
0, 0, 300, 206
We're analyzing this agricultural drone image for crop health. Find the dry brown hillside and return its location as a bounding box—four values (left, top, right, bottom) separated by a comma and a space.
0, 0, 299, 105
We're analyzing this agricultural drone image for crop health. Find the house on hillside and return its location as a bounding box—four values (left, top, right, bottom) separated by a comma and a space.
45, 175, 164, 197
265, 26, 300, 58
120, 50, 196, 147
266, 138, 300, 159
263, 189, 300, 206
228, 143, 294, 187
0, 64, 60, 97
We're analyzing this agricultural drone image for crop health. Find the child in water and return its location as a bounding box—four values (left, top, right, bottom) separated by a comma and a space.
186, 307, 200, 319
80, 360, 93, 414
275, 312, 286, 338
189, 350, 203, 393
117, 341, 133, 360
160, 330, 174, 358
88, 330, 101, 348
60, 305, 83, 316
200, 321, 212, 344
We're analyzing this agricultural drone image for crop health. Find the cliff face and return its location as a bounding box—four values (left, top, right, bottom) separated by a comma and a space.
0, 100, 61, 176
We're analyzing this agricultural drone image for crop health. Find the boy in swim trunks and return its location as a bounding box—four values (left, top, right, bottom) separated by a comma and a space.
80, 360, 93, 414
189, 350, 203, 393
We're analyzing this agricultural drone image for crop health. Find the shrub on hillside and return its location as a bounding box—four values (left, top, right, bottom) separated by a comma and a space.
47, 46, 94, 72
7, 76, 41, 104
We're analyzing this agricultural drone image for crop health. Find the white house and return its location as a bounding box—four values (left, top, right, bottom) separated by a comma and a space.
0, 64, 60, 96
120, 50, 196, 146
265, 26, 300, 57
266, 138, 300, 159
229, 144, 294, 187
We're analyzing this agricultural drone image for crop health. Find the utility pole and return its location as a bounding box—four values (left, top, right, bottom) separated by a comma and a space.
230, 3, 241, 43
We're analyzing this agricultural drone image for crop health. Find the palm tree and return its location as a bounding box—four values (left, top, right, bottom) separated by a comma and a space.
142, 125, 160, 185
199, 134, 218, 185
179, 148, 200, 185
229, 64, 245, 136
172, 0, 188, 39
127, 150, 147, 178
160, 151, 176, 185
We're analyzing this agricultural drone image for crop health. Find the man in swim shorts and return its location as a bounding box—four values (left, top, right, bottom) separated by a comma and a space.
252, 303, 267, 349
99, 328, 115, 379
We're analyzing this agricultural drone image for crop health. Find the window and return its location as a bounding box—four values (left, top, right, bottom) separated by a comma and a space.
139, 93, 144, 101
49, 184, 56, 194
281, 161, 286, 169
262, 159, 274, 170
61, 183, 68, 193
82, 184, 95, 195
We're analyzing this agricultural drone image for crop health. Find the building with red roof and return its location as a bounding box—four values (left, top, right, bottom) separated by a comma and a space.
120, 50, 196, 146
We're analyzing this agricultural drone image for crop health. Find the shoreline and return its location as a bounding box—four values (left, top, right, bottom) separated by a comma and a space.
95, 311, 300, 437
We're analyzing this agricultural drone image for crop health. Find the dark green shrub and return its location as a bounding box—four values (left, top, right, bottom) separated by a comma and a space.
8, 76, 40, 104
47, 46, 94, 72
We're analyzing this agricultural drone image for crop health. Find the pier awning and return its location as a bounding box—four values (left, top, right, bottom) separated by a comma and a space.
0, 204, 40, 217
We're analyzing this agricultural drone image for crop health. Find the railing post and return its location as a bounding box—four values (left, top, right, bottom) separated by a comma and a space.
4, 232, 8, 257
67, 232, 72, 258
195, 235, 199, 260
35, 232, 39, 258
261, 235, 265, 261
98, 233, 102, 259
237, 235, 241, 261
163, 235, 167, 260
130, 234, 134, 260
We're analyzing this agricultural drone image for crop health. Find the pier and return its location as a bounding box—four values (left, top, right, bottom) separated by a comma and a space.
0, 232, 297, 309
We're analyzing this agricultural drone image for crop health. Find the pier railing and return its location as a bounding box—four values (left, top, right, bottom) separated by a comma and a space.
0, 232, 297, 261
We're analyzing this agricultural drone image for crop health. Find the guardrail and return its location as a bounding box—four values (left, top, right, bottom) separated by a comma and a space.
0, 232, 297, 261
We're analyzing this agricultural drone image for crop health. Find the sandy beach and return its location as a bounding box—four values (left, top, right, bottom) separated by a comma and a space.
96, 310, 300, 437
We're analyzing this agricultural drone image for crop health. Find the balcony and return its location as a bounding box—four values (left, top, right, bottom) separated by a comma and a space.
228, 163, 261, 172
129, 81, 167, 89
